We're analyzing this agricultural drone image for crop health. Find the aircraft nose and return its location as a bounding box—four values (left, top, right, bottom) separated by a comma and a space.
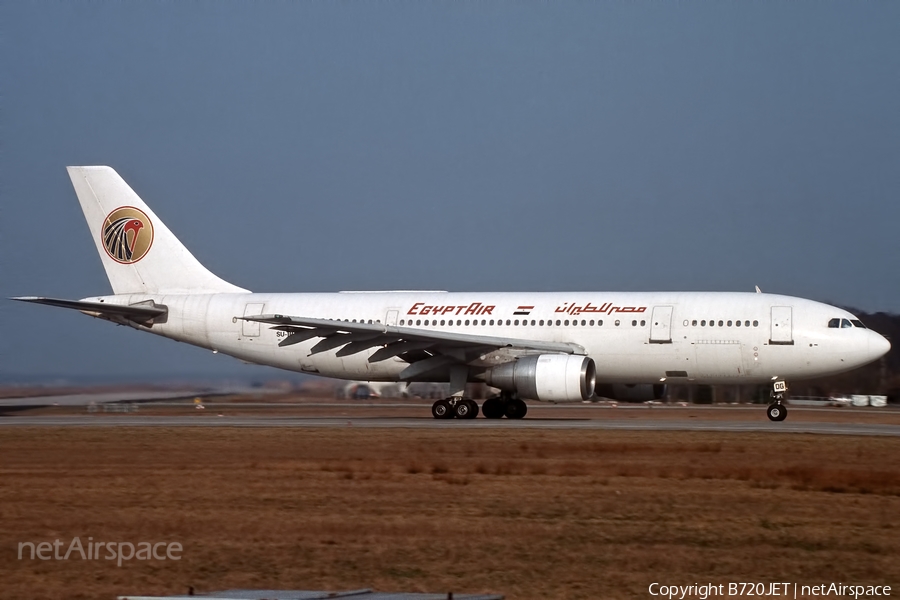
870, 332, 891, 361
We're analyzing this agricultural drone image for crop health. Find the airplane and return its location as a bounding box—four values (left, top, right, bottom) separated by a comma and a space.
13, 167, 891, 422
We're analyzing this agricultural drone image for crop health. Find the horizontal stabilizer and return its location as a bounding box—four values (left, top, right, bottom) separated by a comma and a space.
11, 296, 166, 324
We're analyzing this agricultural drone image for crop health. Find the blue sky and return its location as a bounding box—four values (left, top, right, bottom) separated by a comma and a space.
2, 2, 898, 380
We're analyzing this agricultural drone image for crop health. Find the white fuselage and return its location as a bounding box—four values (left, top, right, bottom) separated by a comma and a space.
84, 291, 889, 389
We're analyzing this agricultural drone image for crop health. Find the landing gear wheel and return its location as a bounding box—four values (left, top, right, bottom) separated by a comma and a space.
482, 397, 505, 419
465, 399, 479, 419
766, 403, 787, 422
454, 399, 479, 419
432, 399, 452, 419
505, 398, 528, 419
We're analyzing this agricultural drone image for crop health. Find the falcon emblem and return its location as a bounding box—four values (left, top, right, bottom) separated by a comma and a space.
102, 207, 153, 263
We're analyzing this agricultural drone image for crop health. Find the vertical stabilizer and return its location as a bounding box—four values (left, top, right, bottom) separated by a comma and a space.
67, 166, 248, 295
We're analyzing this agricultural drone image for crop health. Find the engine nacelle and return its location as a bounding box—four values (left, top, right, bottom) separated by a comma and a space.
594, 383, 667, 402
485, 354, 596, 402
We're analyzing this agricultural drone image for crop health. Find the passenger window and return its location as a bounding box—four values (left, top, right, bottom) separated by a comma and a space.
641, 320, 646, 326
440, 320, 446, 326
589, 320, 594, 326
615, 320, 620, 326
736, 320, 741, 327
539, 320, 544, 326
416, 320, 421, 326
753, 320, 758, 327
598, 320, 603, 326
506, 320, 511, 326
828, 318, 840, 328
580, 320, 586, 326
632, 320, 637, 326
727, 320, 732, 327
531, 320, 536, 326
555, 320, 560, 326
564, 320, 569, 326
700, 320, 706, 326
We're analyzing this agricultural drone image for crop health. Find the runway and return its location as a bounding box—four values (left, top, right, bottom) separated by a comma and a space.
0, 386, 282, 409
3, 413, 900, 436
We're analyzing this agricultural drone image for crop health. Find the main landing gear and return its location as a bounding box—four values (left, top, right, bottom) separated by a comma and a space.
430, 394, 528, 419
431, 397, 479, 420
482, 394, 527, 420
767, 380, 788, 422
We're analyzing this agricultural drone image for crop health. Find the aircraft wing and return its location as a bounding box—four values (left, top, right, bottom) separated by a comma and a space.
242, 313, 585, 377
11, 296, 167, 325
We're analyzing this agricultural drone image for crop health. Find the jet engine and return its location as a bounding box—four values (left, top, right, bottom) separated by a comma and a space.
484, 354, 596, 402
594, 383, 667, 402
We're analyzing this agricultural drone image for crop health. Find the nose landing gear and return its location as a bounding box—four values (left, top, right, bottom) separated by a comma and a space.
766, 402, 787, 422
767, 380, 788, 422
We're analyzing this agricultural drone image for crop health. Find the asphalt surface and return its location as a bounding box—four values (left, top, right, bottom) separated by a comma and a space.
0, 387, 282, 408
2, 413, 900, 436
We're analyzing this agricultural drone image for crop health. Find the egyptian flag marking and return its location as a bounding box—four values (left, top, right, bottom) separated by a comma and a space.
513, 305, 534, 316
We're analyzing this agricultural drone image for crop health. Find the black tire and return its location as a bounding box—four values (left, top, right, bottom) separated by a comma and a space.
505, 398, 528, 419
482, 397, 505, 419
464, 399, 479, 419
432, 399, 451, 419
766, 403, 785, 422
454, 400, 473, 419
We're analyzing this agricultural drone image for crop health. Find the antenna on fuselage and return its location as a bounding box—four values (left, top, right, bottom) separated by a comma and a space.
755, 285, 762, 294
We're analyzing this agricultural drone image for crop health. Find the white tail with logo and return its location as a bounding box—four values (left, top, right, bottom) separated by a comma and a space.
68, 166, 248, 295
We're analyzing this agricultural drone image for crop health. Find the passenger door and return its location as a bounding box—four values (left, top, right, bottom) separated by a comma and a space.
770, 306, 793, 345
242, 303, 266, 337
649, 306, 673, 343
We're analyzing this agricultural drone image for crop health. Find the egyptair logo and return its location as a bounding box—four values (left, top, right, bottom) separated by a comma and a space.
102, 206, 153, 264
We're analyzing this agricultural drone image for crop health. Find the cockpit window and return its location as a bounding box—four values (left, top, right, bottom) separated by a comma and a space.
829, 317, 865, 329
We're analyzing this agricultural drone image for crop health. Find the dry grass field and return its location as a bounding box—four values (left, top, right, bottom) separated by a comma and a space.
2, 427, 899, 599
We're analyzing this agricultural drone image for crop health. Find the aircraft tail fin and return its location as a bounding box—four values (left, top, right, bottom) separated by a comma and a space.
67, 166, 248, 295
